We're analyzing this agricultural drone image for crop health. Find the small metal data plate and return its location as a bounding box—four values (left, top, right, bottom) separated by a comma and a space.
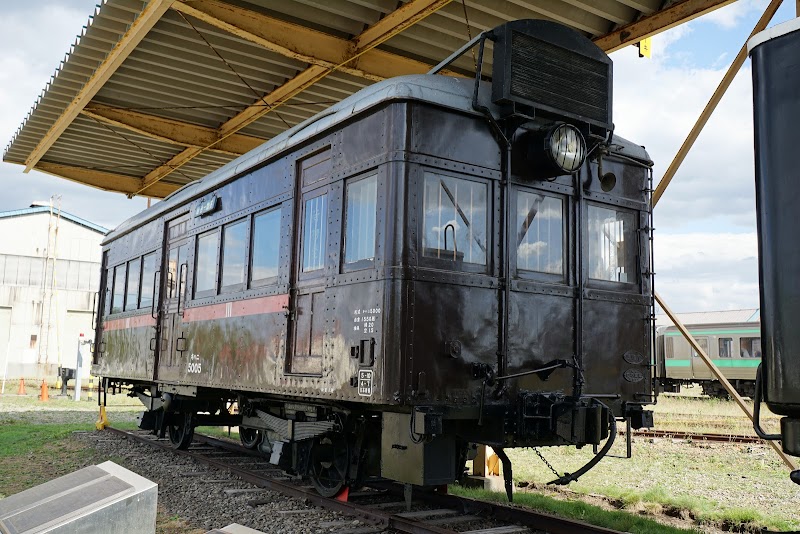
623, 350, 645, 365
358, 369, 373, 397
623, 368, 645, 383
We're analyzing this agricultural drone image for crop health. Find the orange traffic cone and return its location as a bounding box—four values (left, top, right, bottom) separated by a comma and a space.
39, 379, 49, 402
16, 378, 25, 396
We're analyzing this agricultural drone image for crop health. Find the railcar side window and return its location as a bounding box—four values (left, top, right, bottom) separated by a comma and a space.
125, 258, 141, 311
516, 191, 563, 275
302, 194, 327, 272
345, 174, 378, 265
221, 220, 247, 291
111, 265, 125, 314
588, 205, 636, 283
195, 230, 219, 297
140, 252, 157, 309
690, 337, 709, 358
251, 207, 281, 285
740, 337, 762, 358
719, 337, 733, 358
665, 337, 674, 358
422, 173, 487, 265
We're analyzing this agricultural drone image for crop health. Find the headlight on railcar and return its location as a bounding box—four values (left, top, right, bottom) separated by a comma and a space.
515, 122, 587, 180
548, 123, 586, 173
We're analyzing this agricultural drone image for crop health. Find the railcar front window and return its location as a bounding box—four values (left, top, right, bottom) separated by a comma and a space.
111, 265, 125, 314
345, 175, 378, 265
422, 173, 487, 265
221, 220, 247, 291
195, 230, 219, 297
140, 252, 157, 309
516, 191, 563, 275
719, 337, 733, 358
125, 258, 141, 311
588, 205, 636, 283
302, 194, 327, 272
251, 207, 281, 285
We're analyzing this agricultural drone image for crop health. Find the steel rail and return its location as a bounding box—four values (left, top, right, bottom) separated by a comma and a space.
105, 427, 631, 534
628, 429, 762, 444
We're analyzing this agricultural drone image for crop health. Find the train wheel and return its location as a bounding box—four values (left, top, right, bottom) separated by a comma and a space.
168, 412, 195, 450
240, 427, 262, 450
309, 433, 349, 497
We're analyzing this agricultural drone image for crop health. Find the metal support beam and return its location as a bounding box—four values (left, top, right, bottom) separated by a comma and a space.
137, 0, 453, 195
82, 103, 263, 156
655, 292, 797, 470
594, 0, 736, 52
171, 0, 456, 82
23, 0, 175, 172
35, 162, 177, 198
652, 0, 783, 206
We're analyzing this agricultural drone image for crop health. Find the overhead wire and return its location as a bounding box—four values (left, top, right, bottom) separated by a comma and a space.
175, 10, 292, 129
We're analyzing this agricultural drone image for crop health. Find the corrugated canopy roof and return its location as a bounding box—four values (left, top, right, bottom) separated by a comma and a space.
3, 0, 737, 199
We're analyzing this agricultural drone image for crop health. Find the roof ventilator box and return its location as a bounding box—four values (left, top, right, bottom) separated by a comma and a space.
0, 461, 157, 534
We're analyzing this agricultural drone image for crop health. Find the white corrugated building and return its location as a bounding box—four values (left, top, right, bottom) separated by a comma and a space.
0, 204, 107, 381
655, 308, 760, 328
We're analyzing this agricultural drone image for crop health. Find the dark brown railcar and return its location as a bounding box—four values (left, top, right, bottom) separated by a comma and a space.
93, 20, 656, 496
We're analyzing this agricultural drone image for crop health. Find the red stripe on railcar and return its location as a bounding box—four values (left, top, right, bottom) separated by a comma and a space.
182, 293, 289, 323
103, 314, 157, 331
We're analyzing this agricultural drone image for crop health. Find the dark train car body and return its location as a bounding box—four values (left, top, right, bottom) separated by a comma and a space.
94, 20, 655, 493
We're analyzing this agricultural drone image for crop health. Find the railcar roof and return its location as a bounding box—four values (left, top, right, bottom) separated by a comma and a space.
104, 74, 651, 244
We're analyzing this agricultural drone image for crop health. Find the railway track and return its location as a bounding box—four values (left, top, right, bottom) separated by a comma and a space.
104, 427, 626, 534
629, 429, 762, 444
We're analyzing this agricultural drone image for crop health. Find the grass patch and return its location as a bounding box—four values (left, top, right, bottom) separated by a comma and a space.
0, 422, 91, 457
451, 486, 701, 533
588, 484, 795, 533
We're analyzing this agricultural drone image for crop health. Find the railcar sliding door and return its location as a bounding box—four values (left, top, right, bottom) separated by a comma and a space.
157, 215, 190, 381
286, 149, 332, 376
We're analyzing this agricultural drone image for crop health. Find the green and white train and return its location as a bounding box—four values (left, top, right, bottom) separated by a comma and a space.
655, 322, 762, 398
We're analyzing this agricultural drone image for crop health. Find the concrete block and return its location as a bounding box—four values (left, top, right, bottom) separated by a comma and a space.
461, 474, 509, 493
207, 525, 267, 534
0, 461, 157, 534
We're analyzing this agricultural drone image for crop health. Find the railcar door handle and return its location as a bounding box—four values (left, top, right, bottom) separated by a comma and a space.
177, 263, 188, 318
151, 269, 161, 320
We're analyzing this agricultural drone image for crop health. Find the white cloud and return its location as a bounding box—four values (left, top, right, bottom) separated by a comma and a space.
703, 0, 769, 29
653, 232, 759, 312
0, 1, 148, 229
612, 21, 761, 312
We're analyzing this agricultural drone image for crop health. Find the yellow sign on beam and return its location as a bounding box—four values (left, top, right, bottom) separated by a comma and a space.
638, 37, 652, 58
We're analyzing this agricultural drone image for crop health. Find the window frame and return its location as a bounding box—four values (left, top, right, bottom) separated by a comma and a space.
585, 201, 640, 291
193, 228, 221, 299
139, 251, 158, 311
690, 336, 709, 358
718, 337, 733, 358
110, 264, 126, 314
219, 217, 249, 294
512, 186, 568, 283
249, 205, 283, 289
342, 172, 380, 273
299, 188, 329, 280
417, 169, 491, 274
124, 257, 142, 312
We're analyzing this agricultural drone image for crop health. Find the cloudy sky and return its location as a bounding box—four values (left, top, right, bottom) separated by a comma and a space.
0, 0, 795, 313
